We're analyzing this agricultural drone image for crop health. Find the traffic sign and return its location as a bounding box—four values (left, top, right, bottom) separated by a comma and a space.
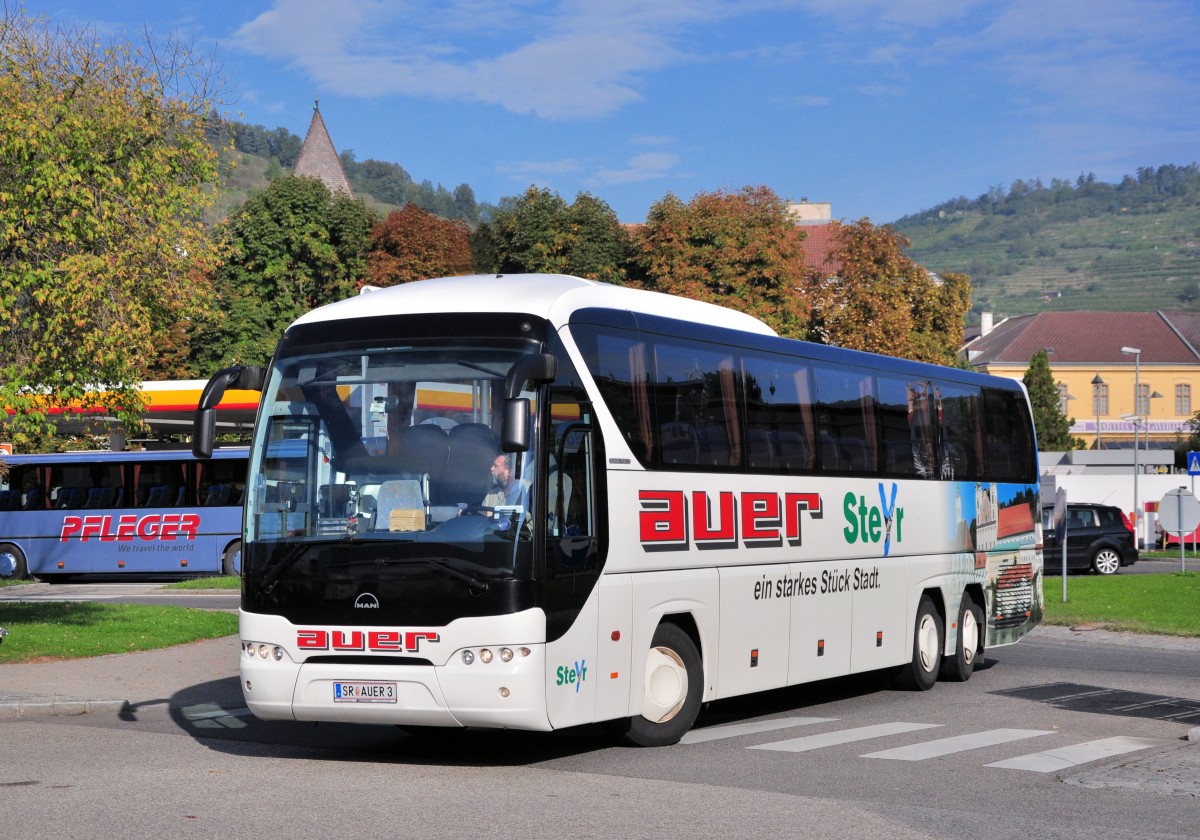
1158, 488, 1200, 535
1188, 451, 1200, 475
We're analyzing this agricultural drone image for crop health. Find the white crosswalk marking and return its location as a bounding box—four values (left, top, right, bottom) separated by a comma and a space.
985, 736, 1176, 772
749, 721, 941, 753
863, 728, 1054, 760
680, 716, 837, 744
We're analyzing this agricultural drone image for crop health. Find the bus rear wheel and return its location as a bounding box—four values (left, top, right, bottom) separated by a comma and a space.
939, 595, 982, 682
0, 543, 27, 580
222, 540, 242, 576
611, 622, 702, 747
895, 595, 943, 691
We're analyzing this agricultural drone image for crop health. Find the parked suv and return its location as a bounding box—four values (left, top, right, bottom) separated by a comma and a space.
1041, 502, 1138, 575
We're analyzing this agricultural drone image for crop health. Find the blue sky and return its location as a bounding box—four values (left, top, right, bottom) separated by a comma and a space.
21, 0, 1200, 224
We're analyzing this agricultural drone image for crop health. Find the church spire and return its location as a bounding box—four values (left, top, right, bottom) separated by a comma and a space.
293, 101, 353, 196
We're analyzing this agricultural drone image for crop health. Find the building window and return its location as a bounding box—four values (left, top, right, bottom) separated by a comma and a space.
1177, 384, 1191, 417
1136, 383, 1150, 416
1093, 383, 1108, 417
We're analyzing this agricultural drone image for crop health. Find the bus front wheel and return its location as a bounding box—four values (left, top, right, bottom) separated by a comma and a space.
939, 595, 982, 682
0, 543, 27, 580
895, 595, 943, 691
612, 622, 702, 747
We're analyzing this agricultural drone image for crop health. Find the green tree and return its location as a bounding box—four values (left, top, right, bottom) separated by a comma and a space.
471, 186, 633, 284
0, 8, 226, 448
1023, 350, 1082, 450
190, 176, 375, 371
367, 204, 473, 286
633, 186, 809, 338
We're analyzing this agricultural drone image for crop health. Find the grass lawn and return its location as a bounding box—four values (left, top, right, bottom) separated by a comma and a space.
1041, 571, 1200, 637
164, 575, 240, 590
0, 602, 237, 663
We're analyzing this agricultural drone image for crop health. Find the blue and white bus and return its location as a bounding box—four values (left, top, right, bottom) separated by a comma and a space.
0, 448, 247, 581
195, 274, 1042, 746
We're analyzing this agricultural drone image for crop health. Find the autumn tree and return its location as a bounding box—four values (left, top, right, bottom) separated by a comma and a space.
367, 204, 472, 287
632, 186, 809, 338
802, 220, 970, 364
1023, 350, 1083, 450
471, 186, 633, 284
0, 8, 226, 448
190, 176, 375, 372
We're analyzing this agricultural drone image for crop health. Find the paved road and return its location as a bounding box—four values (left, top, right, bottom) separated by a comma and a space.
0, 580, 238, 611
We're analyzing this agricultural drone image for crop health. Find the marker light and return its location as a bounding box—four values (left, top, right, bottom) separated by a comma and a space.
519, 647, 531, 658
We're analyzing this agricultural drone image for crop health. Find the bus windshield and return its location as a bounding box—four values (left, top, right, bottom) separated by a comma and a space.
245, 341, 541, 591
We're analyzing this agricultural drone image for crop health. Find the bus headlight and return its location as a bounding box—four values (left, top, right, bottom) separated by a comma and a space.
462, 650, 475, 665
499, 647, 514, 662
479, 648, 493, 664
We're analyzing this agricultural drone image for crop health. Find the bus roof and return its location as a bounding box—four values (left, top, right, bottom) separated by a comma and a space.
292, 274, 778, 338
1, 447, 248, 466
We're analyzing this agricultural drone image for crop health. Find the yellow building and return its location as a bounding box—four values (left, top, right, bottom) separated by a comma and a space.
963, 311, 1200, 449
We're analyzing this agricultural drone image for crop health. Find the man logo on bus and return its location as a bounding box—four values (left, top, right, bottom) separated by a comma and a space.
638, 490, 822, 551
842, 482, 904, 556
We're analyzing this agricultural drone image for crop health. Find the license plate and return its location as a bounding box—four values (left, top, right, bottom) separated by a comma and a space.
333, 681, 397, 703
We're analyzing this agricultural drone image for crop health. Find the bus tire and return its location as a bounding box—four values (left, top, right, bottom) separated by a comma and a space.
939, 595, 982, 682
612, 622, 703, 747
0, 543, 28, 580
221, 540, 242, 576
895, 595, 943, 691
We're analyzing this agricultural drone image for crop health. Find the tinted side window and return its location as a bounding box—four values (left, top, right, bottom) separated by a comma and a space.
813, 364, 876, 473
651, 339, 738, 469
983, 387, 1037, 483
940, 383, 984, 481
741, 352, 815, 472
572, 325, 654, 465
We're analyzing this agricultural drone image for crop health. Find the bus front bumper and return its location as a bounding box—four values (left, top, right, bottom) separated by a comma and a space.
239, 645, 552, 731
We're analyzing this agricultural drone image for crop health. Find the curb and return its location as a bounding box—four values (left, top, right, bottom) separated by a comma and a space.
0, 697, 128, 719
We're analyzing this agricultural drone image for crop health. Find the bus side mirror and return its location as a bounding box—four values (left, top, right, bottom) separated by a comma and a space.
193, 365, 265, 459
502, 398, 531, 453
501, 354, 557, 454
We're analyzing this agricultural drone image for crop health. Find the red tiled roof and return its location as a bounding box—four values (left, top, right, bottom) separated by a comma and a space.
798, 222, 842, 275
997, 503, 1034, 539
964, 311, 1200, 365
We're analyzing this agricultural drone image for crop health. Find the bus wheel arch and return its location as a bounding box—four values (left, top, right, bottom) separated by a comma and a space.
0, 543, 28, 580
896, 592, 944, 691
221, 539, 242, 576
612, 615, 704, 747
939, 586, 984, 682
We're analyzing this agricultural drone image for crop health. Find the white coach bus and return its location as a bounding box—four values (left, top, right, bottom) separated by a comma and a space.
194, 274, 1042, 746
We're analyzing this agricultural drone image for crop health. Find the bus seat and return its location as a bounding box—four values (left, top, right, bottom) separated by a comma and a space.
145, 485, 172, 507
374, 479, 425, 531
0, 490, 11, 509
838, 437, 872, 472
697, 425, 732, 467
746, 427, 774, 469
398, 424, 448, 484
55, 487, 86, 509
174, 486, 187, 506
84, 487, 112, 509
439, 423, 497, 505
204, 484, 230, 506
660, 423, 700, 465
319, 483, 353, 518
110, 487, 126, 508
18, 488, 42, 510
771, 430, 810, 471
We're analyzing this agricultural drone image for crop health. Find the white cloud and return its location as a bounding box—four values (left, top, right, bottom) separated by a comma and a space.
589, 152, 679, 185
230, 0, 747, 119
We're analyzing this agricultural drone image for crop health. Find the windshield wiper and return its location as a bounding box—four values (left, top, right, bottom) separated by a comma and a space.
372, 556, 491, 595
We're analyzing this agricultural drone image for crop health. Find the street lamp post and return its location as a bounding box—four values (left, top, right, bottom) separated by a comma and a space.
1121, 347, 1141, 546
1091, 373, 1104, 450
